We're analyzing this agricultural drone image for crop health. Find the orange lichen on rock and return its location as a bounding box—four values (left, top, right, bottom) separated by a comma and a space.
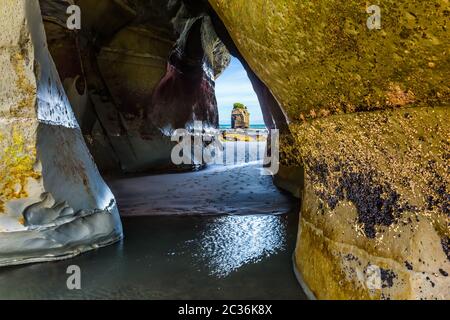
386, 83, 416, 107
10, 52, 36, 116
0, 127, 41, 213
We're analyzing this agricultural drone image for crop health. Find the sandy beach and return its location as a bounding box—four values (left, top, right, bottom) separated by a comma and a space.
108, 141, 293, 216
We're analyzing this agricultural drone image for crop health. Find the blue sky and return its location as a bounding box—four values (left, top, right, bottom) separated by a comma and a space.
215, 57, 264, 125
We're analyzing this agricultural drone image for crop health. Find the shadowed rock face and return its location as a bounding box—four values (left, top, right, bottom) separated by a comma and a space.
148, 18, 218, 131
40, 0, 230, 173
209, 0, 449, 299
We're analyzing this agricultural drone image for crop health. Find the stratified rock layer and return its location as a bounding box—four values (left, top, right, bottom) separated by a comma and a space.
209, 0, 449, 299
0, 0, 122, 266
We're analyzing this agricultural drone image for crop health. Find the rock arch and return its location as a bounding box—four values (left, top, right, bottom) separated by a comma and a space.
0, 0, 448, 299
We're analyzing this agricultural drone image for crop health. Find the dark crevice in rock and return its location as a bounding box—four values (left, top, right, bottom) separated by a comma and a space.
147, 17, 218, 131
425, 160, 450, 216
441, 237, 450, 261
405, 261, 413, 271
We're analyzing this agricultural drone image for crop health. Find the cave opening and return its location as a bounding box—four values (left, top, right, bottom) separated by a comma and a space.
1, 0, 448, 301
0, 0, 305, 300
98, 17, 304, 298
88, 0, 302, 299
215, 57, 265, 129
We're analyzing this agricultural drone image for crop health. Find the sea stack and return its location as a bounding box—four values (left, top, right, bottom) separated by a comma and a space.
231, 103, 250, 129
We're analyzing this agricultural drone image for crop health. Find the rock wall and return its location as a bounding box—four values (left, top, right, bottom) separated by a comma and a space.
41, 0, 231, 173
209, 0, 449, 299
0, 0, 229, 266
0, 0, 122, 266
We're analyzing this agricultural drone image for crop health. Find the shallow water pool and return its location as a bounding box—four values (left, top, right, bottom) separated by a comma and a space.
0, 212, 305, 299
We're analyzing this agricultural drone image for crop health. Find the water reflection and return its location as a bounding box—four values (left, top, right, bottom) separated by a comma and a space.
0, 214, 304, 299
194, 215, 286, 277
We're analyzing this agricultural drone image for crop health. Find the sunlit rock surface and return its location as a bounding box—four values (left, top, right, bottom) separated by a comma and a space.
209, 0, 448, 119
0, 0, 122, 266
231, 105, 250, 129
209, 0, 449, 299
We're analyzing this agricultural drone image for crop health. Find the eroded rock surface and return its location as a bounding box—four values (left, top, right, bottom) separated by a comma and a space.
40, 0, 231, 173
209, 0, 449, 299
0, 0, 122, 266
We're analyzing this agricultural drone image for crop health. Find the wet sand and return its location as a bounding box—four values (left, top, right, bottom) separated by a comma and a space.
108, 142, 293, 216
0, 141, 306, 299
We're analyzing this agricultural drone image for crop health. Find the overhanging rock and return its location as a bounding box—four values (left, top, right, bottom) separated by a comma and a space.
209, 0, 449, 299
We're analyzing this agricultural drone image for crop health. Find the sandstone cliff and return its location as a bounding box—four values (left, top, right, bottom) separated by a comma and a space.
209, 0, 449, 299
